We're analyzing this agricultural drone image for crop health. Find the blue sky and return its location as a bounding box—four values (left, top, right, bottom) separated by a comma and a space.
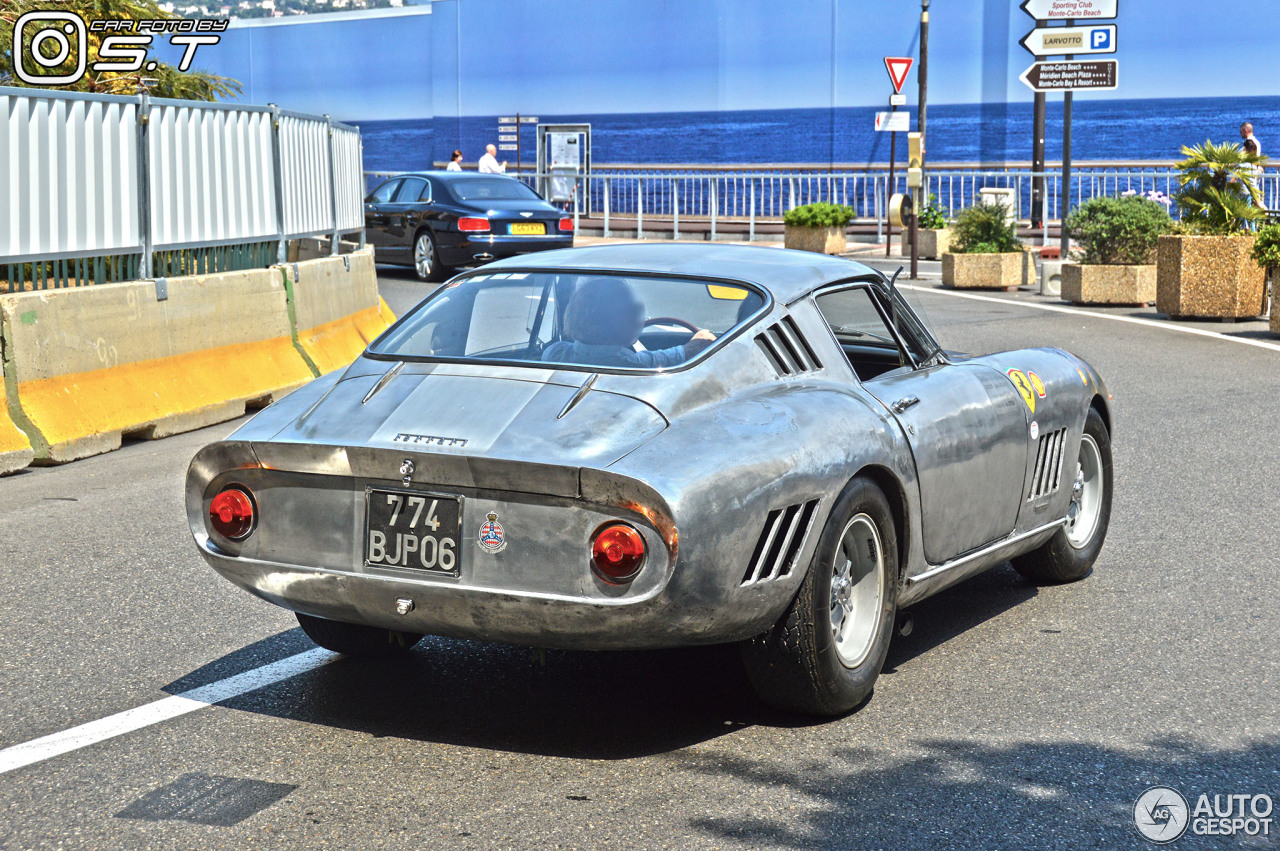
163, 0, 1275, 122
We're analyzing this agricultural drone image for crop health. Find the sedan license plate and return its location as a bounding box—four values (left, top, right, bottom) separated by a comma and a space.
365, 488, 461, 574
508, 222, 546, 235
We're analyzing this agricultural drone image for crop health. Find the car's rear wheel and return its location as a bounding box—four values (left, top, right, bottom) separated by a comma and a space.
741, 478, 898, 716
413, 231, 447, 282
296, 612, 423, 656
1011, 407, 1112, 584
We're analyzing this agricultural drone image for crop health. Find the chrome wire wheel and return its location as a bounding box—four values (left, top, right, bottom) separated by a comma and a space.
1066, 434, 1104, 549
830, 513, 885, 669
414, 233, 435, 280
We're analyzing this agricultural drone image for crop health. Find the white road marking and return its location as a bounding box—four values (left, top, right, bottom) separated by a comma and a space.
0, 648, 335, 776
899, 284, 1280, 354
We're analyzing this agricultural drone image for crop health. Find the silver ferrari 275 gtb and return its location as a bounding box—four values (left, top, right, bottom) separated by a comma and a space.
187, 243, 1113, 715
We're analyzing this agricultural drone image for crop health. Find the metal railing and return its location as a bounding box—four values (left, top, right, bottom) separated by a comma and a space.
365, 163, 1280, 243
2, 87, 364, 291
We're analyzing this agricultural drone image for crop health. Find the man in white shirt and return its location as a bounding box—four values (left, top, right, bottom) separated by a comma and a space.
478, 144, 506, 174
1241, 122, 1262, 157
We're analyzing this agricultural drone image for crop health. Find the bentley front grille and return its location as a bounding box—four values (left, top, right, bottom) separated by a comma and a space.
742, 499, 820, 585
755, 316, 822, 377
1028, 427, 1068, 501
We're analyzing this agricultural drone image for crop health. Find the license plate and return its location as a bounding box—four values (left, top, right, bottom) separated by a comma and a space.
364, 488, 461, 574
508, 222, 546, 235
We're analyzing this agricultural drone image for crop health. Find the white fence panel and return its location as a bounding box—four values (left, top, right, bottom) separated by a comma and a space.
279, 114, 334, 238
0, 92, 140, 261
332, 126, 364, 233
149, 103, 278, 248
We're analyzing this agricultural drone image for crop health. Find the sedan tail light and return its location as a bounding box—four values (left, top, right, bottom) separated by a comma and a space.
458, 217, 490, 232
590, 523, 646, 585
210, 486, 256, 540
558, 217, 574, 232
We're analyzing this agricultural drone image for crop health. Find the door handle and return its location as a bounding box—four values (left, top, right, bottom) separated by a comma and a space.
891, 395, 920, 413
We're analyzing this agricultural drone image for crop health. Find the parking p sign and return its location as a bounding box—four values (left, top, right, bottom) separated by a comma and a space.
1020, 24, 1117, 57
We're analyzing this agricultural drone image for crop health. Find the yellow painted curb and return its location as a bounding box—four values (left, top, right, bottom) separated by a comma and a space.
298, 300, 396, 376
0, 413, 34, 475
16, 336, 313, 463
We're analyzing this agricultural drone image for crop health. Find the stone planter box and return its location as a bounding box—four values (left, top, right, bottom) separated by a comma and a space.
785, 224, 846, 255
1271, 269, 1279, 335
1155, 234, 1266, 319
899, 227, 951, 260
941, 252, 1022, 290
1062, 263, 1156, 305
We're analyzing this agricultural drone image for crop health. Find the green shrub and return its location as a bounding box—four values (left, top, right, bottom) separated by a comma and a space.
1251, 222, 1280, 270
1064, 195, 1172, 264
918, 194, 948, 230
950, 202, 1021, 254
784, 202, 855, 229
1173, 139, 1267, 234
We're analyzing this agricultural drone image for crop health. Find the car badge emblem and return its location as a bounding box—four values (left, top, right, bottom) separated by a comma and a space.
400, 458, 415, 486
520, 212, 533, 218
477, 512, 506, 553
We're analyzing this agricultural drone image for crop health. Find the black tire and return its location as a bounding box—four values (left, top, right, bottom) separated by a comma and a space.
296, 612, 423, 656
741, 478, 899, 716
1012, 407, 1113, 584
412, 230, 448, 283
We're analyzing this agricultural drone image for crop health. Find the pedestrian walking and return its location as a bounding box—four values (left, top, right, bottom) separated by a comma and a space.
446, 150, 463, 171
478, 144, 506, 174
1241, 122, 1262, 157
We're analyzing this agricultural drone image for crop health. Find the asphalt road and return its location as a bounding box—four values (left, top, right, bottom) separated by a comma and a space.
1, 260, 1278, 850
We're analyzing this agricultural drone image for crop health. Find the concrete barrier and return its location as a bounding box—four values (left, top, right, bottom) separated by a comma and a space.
0, 268, 314, 464
0, 353, 35, 475
286, 249, 395, 375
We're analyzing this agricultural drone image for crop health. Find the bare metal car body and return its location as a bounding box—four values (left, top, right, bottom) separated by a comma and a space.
186, 244, 1112, 650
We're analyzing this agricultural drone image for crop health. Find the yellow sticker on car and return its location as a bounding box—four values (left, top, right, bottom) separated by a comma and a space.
1007, 368, 1036, 413
1028, 371, 1046, 398
706, 284, 749, 301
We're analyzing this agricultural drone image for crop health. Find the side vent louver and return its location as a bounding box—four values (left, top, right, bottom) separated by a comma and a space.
1028, 427, 1068, 501
742, 499, 820, 585
755, 316, 822, 377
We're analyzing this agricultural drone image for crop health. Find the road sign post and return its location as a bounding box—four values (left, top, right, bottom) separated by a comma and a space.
882, 57, 914, 257
1019, 59, 1118, 92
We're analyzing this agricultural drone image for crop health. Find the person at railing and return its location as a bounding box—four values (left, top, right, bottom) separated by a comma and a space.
478, 144, 507, 174
447, 150, 464, 171
1241, 122, 1262, 158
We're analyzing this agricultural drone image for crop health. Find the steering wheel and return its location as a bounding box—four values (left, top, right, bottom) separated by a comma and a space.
643, 316, 700, 333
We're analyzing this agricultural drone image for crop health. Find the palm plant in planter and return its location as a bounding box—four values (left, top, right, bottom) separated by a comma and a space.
784, 202, 855, 255
1249, 222, 1280, 333
1061, 195, 1172, 305
900, 194, 951, 259
941, 201, 1024, 290
1157, 140, 1269, 318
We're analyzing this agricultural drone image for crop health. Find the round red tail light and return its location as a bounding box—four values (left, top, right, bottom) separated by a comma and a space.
209, 487, 256, 540
457, 216, 491, 232
591, 523, 646, 585
558, 217, 574, 232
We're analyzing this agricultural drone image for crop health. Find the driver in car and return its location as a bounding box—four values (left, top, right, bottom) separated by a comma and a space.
542, 276, 716, 368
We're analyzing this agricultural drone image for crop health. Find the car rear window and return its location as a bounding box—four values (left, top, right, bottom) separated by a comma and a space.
368, 272, 767, 372
449, 178, 542, 202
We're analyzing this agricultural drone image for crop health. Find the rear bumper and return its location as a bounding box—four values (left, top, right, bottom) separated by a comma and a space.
439, 233, 573, 266
197, 543, 775, 650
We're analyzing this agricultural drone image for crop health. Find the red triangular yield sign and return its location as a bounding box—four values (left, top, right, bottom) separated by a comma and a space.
884, 56, 914, 94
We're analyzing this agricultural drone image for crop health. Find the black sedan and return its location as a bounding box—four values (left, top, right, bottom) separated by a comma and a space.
364, 171, 574, 281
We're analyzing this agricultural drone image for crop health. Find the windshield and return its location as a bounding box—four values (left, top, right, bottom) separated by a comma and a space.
449, 178, 542, 202
369, 272, 767, 371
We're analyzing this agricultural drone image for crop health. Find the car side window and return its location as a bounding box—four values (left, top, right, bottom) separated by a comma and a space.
815, 287, 910, 382
368, 179, 401, 204
394, 177, 427, 203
